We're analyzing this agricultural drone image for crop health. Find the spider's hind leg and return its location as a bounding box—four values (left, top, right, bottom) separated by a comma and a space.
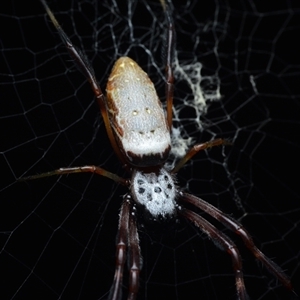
172, 138, 231, 173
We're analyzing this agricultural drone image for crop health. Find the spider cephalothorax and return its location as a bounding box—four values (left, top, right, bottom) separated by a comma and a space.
131, 168, 177, 219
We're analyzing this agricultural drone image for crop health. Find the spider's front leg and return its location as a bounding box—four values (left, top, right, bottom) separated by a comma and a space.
181, 192, 293, 295
179, 208, 249, 300
109, 195, 131, 300
127, 203, 141, 299
109, 195, 141, 300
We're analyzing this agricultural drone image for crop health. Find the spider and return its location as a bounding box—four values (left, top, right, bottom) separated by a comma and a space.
22, 1, 293, 299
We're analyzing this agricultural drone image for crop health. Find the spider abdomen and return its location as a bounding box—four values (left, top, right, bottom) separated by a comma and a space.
106, 57, 171, 167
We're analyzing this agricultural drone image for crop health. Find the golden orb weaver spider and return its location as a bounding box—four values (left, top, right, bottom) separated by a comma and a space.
21, 1, 294, 299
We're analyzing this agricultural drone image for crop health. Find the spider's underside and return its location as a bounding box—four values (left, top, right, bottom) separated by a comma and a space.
21, 1, 294, 299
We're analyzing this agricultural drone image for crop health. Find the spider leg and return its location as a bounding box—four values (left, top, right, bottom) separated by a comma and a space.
180, 192, 293, 291
109, 195, 132, 300
109, 195, 141, 300
19, 165, 128, 186
179, 208, 249, 300
127, 204, 142, 300
161, 2, 175, 130
172, 138, 231, 173
40, 0, 126, 166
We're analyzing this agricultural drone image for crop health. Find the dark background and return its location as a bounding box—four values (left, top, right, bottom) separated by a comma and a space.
1, 1, 299, 299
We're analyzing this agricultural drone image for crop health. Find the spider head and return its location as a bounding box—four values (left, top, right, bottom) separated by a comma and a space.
130, 167, 177, 220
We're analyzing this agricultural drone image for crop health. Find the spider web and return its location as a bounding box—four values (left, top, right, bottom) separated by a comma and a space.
1, 0, 300, 299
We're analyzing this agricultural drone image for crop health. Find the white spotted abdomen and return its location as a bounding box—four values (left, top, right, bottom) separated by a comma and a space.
106, 57, 171, 167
